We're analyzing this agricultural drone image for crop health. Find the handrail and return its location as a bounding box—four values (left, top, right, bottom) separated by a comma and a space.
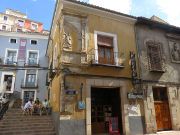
0, 101, 9, 120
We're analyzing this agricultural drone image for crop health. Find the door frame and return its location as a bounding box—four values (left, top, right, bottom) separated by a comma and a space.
153, 87, 172, 131
86, 79, 128, 135
0, 72, 16, 93
21, 89, 37, 104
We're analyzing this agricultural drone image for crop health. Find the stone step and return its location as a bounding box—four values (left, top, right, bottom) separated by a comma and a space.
0, 126, 54, 131
0, 122, 53, 126
0, 128, 55, 133
2, 117, 52, 122
0, 130, 56, 135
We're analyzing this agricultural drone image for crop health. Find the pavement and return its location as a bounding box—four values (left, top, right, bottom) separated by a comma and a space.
145, 131, 180, 135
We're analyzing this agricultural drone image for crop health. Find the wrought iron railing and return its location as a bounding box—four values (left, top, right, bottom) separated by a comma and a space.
0, 57, 17, 65
21, 79, 38, 89
25, 58, 39, 66
87, 49, 125, 67
0, 101, 9, 120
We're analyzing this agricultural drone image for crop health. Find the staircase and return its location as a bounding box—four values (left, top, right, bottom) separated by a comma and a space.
0, 108, 56, 135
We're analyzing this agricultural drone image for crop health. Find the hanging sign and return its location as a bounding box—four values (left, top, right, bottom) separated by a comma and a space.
127, 92, 143, 99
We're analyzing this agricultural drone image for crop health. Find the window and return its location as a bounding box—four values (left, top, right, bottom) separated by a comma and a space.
3, 16, 8, 21
25, 70, 37, 87
147, 41, 163, 71
6, 50, 17, 65
17, 20, 24, 27
31, 23, 38, 31
1, 72, 15, 93
2, 25, 6, 30
27, 51, 38, 65
30, 40, 37, 45
10, 38, 17, 44
97, 34, 114, 65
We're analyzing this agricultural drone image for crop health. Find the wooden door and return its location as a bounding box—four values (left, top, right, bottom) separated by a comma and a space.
98, 46, 114, 65
153, 87, 172, 131
154, 101, 172, 130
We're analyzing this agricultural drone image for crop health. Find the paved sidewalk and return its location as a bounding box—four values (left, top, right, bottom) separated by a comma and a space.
146, 131, 180, 135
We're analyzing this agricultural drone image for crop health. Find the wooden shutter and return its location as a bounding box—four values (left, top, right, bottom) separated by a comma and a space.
97, 35, 114, 64
147, 44, 163, 71
97, 35, 113, 47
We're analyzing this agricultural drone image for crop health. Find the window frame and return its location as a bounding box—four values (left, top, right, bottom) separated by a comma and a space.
3, 16, 8, 21
31, 22, 38, 31
2, 25, 6, 30
94, 31, 118, 66
4, 48, 18, 64
146, 40, 164, 72
9, 38, 17, 44
30, 39, 38, 45
0, 72, 16, 93
26, 50, 39, 65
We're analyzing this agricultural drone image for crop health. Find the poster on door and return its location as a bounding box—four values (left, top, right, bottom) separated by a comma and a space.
18, 39, 27, 60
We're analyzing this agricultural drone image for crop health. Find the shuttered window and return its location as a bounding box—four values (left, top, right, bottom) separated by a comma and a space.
147, 43, 163, 71
97, 35, 114, 64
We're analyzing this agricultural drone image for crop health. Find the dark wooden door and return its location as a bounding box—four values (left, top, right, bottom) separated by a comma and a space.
154, 101, 172, 130
98, 46, 114, 65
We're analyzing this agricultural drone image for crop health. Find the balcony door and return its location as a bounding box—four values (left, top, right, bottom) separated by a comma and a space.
97, 35, 114, 65
25, 70, 37, 87
23, 91, 35, 105
28, 51, 38, 65
6, 50, 17, 64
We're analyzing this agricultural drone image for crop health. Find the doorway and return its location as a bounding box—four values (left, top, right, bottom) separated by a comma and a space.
153, 87, 172, 131
91, 87, 123, 134
23, 91, 35, 105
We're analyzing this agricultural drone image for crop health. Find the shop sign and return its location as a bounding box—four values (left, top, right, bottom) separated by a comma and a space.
65, 89, 77, 95
127, 92, 143, 99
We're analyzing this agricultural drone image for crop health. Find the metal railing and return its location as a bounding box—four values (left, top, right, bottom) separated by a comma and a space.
87, 49, 125, 67
25, 58, 39, 66
0, 57, 17, 65
0, 99, 9, 120
21, 79, 38, 89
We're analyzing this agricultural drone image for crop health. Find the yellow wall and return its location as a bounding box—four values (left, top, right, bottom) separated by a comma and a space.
49, 4, 138, 118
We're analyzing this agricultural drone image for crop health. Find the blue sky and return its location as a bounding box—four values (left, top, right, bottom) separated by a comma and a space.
0, 0, 56, 30
1, 0, 180, 30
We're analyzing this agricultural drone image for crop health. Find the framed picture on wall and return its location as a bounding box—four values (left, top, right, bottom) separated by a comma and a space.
169, 41, 180, 63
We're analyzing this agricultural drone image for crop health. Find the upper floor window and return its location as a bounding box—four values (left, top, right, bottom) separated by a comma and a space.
147, 40, 163, 71
17, 20, 24, 27
3, 16, 8, 21
30, 40, 37, 45
5, 49, 18, 65
10, 38, 17, 44
2, 25, 6, 30
94, 31, 118, 66
97, 35, 114, 65
31, 23, 38, 31
27, 50, 39, 65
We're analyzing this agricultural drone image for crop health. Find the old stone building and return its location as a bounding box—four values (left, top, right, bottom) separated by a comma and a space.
46, 0, 147, 135
135, 17, 180, 133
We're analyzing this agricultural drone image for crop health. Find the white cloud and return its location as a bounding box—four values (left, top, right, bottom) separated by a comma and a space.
156, 0, 180, 27
88, 0, 132, 14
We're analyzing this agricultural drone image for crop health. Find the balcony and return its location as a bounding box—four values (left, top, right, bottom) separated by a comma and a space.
21, 80, 38, 89
0, 57, 17, 66
25, 58, 39, 67
87, 49, 125, 68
